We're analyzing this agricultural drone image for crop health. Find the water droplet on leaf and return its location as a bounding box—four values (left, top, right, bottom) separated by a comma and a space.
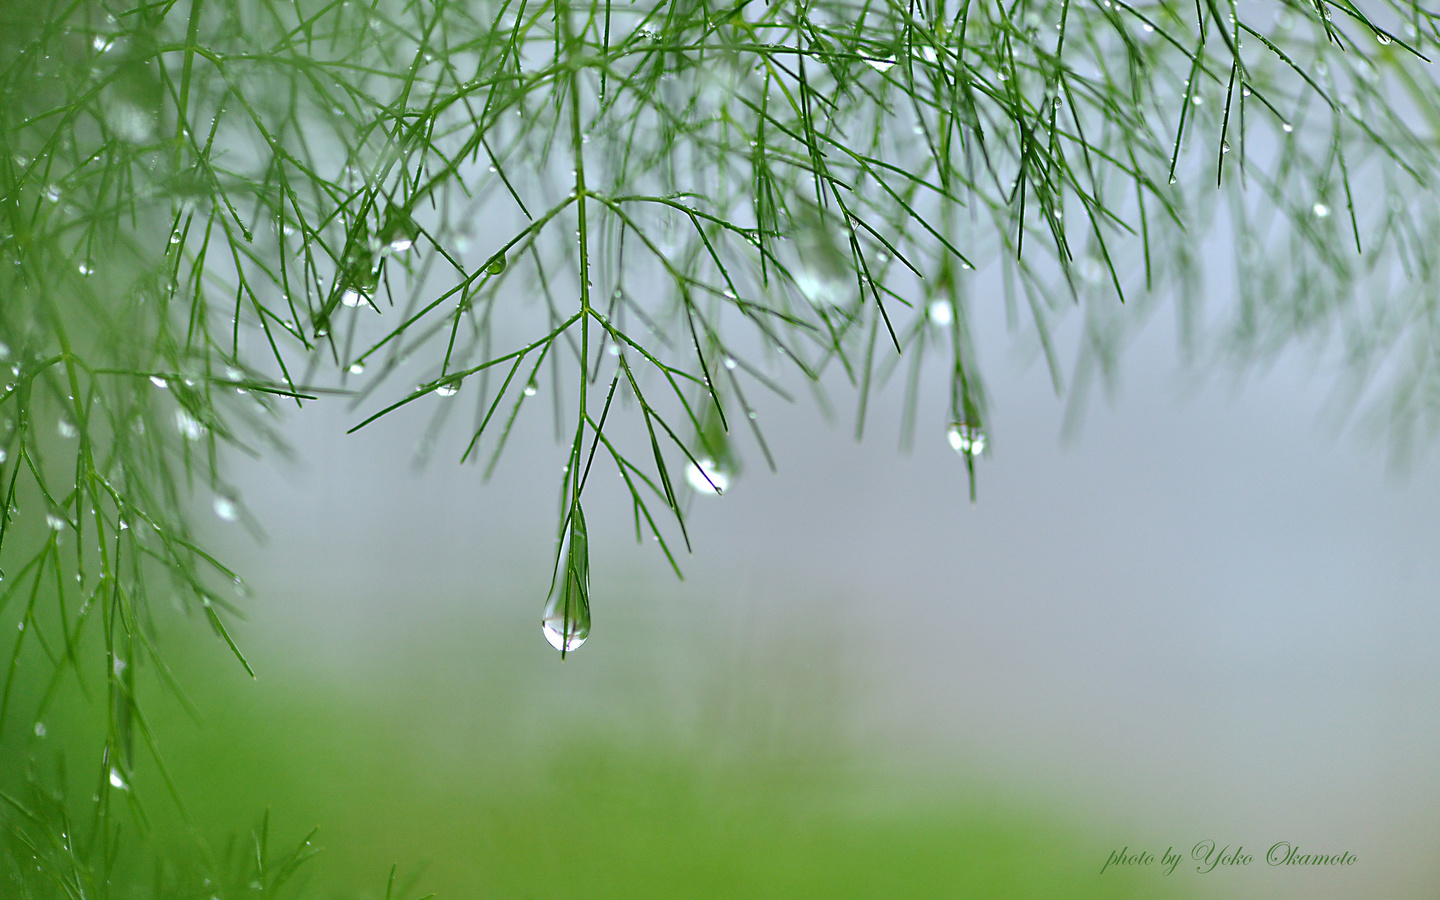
947, 422, 985, 455
213, 494, 238, 521
174, 409, 203, 440
542, 506, 591, 654
686, 458, 730, 495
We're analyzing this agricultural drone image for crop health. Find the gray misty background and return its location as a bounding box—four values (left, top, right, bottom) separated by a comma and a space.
205, 255, 1440, 899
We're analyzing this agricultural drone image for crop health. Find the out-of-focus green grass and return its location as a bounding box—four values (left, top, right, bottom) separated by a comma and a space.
65, 598, 1208, 900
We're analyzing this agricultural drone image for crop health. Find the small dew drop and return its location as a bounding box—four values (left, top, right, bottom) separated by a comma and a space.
435, 381, 460, 397
108, 768, 129, 791
1221, 141, 1231, 154
1282, 122, 1293, 133
43, 185, 60, 202
46, 514, 65, 531
1168, 175, 1177, 185
1313, 202, 1331, 218
0, 449, 6, 464
1241, 86, 1251, 97
341, 289, 364, 308
150, 376, 168, 388
58, 420, 78, 438
77, 263, 92, 276
386, 237, 414, 253
927, 300, 953, 326
349, 362, 366, 375
213, 494, 238, 521
523, 382, 538, 397
34, 722, 45, 737
686, 458, 730, 495
724, 356, 737, 370
486, 254, 507, 276
947, 422, 986, 456
174, 409, 203, 441
169, 233, 181, 245
1142, 22, 1154, 32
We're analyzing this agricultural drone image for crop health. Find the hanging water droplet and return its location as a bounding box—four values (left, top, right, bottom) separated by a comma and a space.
46, 514, 65, 530
169, 232, 181, 245
174, 409, 203, 440
486, 254, 507, 276
77, 263, 92, 276
523, 381, 538, 397
1168, 175, 1177, 185
1221, 141, 1231, 153
348, 362, 365, 375
43, 184, 61, 202
686, 458, 730, 495
0, 449, 6, 464
213, 493, 238, 521
927, 300, 953, 326
1312, 202, 1330, 218
1281, 122, 1293, 133
1142, 22, 1154, 32
58, 419, 78, 438
341, 289, 364, 307
150, 376, 168, 388
436, 380, 460, 397
1241, 86, 1251, 97
108, 768, 129, 791
542, 505, 591, 654
380, 205, 419, 254
33, 722, 44, 737
723, 356, 737, 370
947, 422, 986, 455
1191, 94, 1203, 105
